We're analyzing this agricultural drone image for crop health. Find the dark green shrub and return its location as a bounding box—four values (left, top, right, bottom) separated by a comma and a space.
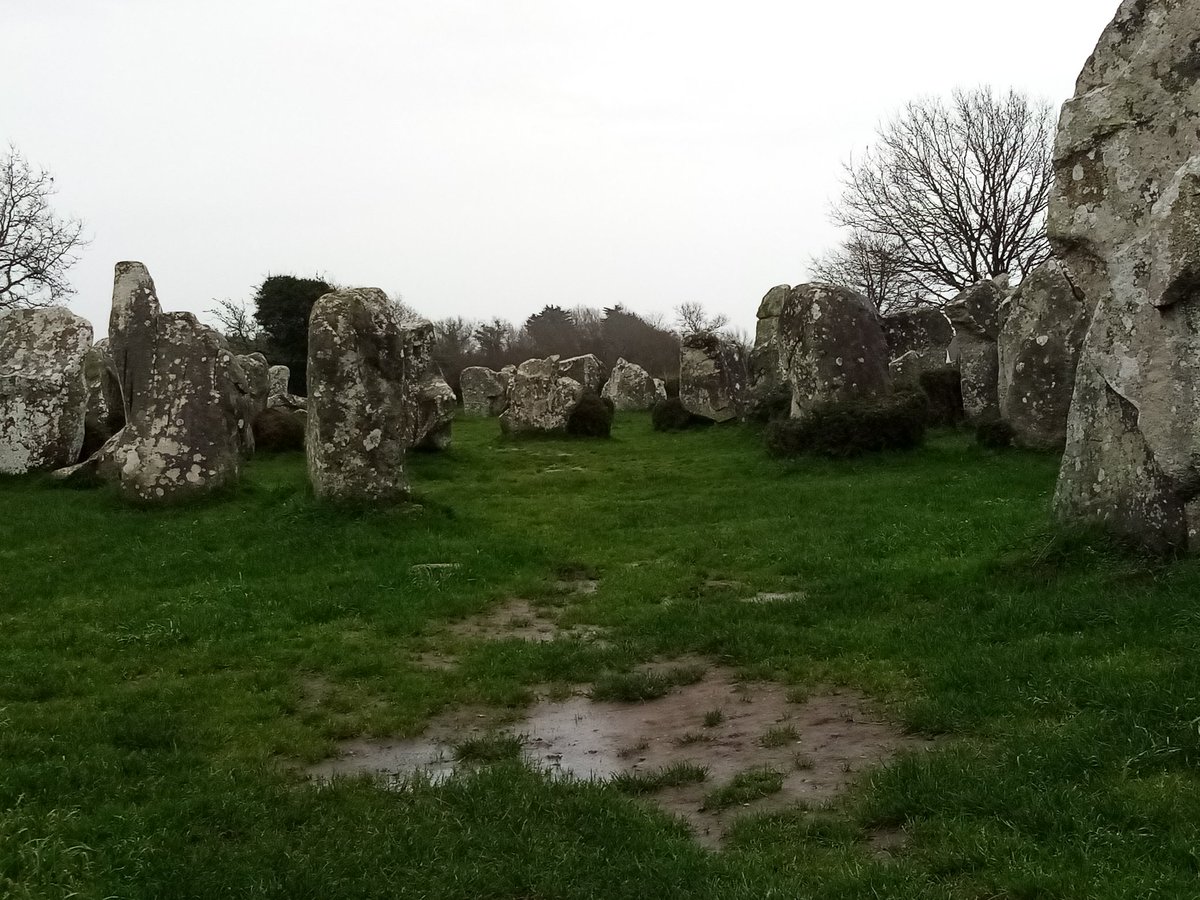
918, 367, 965, 427
764, 391, 927, 459
652, 397, 707, 432
746, 384, 793, 424
566, 392, 614, 438
253, 408, 306, 452
976, 415, 1015, 449
663, 377, 681, 399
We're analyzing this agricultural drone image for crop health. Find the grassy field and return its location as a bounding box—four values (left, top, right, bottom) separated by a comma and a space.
3, 414, 1200, 898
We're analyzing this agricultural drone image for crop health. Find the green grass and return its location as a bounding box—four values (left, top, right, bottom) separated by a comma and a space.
3, 413, 1200, 897
702, 768, 786, 811
610, 762, 710, 796
453, 733, 524, 763
759, 725, 800, 748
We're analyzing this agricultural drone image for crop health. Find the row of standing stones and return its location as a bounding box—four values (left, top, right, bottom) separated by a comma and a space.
0, 2, 1194, 549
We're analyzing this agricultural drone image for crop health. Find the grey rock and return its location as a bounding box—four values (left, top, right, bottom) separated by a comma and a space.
946, 281, 1004, 420
679, 331, 747, 423
0, 306, 93, 473
403, 319, 454, 451
997, 261, 1090, 450
600, 358, 665, 411
1051, 0, 1200, 551
266, 364, 307, 413
557, 354, 607, 394
881, 309, 953, 387
775, 284, 891, 419
307, 287, 412, 504
461, 366, 510, 417
749, 284, 791, 393
500, 356, 585, 435
235, 352, 270, 454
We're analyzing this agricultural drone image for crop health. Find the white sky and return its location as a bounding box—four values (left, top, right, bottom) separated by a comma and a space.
6, 0, 1117, 337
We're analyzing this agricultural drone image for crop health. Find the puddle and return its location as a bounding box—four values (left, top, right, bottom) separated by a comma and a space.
308, 667, 929, 847
447, 598, 606, 644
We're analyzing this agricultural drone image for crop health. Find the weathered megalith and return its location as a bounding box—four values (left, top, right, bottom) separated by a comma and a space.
1050, 0, 1200, 551
80, 339, 124, 460
460, 366, 510, 417
997, 260, 1090, 451
558, 354, 607, 394
945, 280, 1004, 421
881, 309, 953, 387
679, 331, 747, 423
235, 352, 270, 454
0, 307, 93, 474
775, 284, 891, 419
499, 356, 585, 435
402, 318, 455, 451
60, 262, 249, 501
307, 287, 412, 504
749, 284, 791, 393
267, 364, 307, 412
600, 358, 664, 411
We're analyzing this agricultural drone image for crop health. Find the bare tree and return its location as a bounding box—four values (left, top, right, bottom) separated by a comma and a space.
207, 299, 264, 353
674, 301, 729, 335
0, 146, 87, 309
832, 87, 1054, 303
809, 231, 925, 312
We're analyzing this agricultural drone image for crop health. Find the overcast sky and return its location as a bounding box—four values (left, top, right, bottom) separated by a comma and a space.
7, 0, 1116, 337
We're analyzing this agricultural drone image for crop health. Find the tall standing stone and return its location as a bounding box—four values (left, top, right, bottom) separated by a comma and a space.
235, 352, 270, 454
945, 280, 1004, 421
775, 284, 891, 419
0, 307, 93, 473
679, 332, 746, 423
600, 358, 665, 411
1051, 0, 1200, 551
402, 318, 455, 451
461, 366, 510, 417
997, 260, 1089, 450
307, 287, 412, 503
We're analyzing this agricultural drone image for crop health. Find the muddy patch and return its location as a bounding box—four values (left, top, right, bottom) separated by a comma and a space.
309, 666, 929, 847
447, 598, 606, 644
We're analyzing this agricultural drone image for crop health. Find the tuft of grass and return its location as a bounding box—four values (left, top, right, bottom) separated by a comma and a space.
453, 733, 524, 763
702, 709, 725, 728
702, 768, 785, 811
589, 664, 706, 703
609, 762, 709, 796
672, 731, 711, 747
759, 725, 800, 748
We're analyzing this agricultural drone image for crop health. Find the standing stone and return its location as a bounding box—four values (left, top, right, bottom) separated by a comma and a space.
749, 284, 791, 392
267, 364, 307, 412
0, 307, 93, 474
775, 284, 891, 419
881, 309, 953, 387
600, 358, 665, 411
558, 354, 607, 394
80, 339, 124, 460
680, 332, 747, 423
235, 352, 270, 454
461, 366, 510, 417
307, 288, 412, 503
500, 356, 585, 435
945, 280, 1004, 421
402, 318, 455, 451
1051, 0, 1200, 551
60, 262, 249, 501
997, 261, 1090, 450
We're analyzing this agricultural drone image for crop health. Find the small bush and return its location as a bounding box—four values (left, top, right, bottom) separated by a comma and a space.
764, 391, 927, 459
652, 397, 706, 432
746, 384, 793, 424
918, 367, 965, 427
976, 415, 1015, 449
566, 392, 614, 438
254, 408, 306, 452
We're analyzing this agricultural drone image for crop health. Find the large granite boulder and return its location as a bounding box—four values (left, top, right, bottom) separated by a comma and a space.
679, 332, 746, 423
0, 307, 93, 474
881, 309, 953, 387
460, 366, 510, 417
1051, 0, 1200, 552
600, 358, 665, 411
945, 280, 1004, 421
997, 261, 1090, 450
402, 318, 455, 451
775, 284, 891, 419
558, 354, 607, 394
500, 356, 585, 435
60, 262, 249, 501
267, 364, 307, 413
307, 287, 412, 504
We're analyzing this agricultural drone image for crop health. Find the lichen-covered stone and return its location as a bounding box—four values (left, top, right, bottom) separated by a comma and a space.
0, 306, 93, 473
946, 280, 1004, 421
774, 284, 891, 420
881, 309, 953, 387
1050, 0, 1200, 552
235, 352, 270, 454
500, 356, 585, 435
558, 354, 607, 394
307, 287, 412, 504
997, 261, 1090, 450
267, 364, 307, 413
79, 339, 124, 460
461, 366, 510, 417
600, 358, 664, 411
680, 331, 746, 423
402, 318, 454, 451
62, 262, 251, 501
749, 284, 791, 393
